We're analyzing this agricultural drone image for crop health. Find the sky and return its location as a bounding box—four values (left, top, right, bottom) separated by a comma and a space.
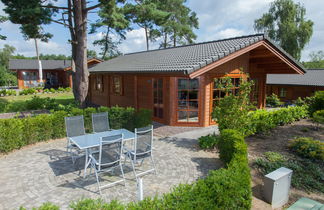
0, 0, 323, 61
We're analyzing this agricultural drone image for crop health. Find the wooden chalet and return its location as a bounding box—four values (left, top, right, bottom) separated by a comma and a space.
9, 58, 101, 89
88, 34, 305, 127
267, 69, 324, 102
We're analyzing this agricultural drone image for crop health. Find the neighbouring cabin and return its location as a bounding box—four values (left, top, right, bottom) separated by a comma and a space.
88, 34, 305, 127
9, 58, 102, 89
267, 69, 324, 102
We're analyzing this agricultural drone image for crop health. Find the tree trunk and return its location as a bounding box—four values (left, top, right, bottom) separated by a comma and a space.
173, 29, 176, 47
144, 26, 149, 51
71, 0, 89, 108
163, 32, 167, 49
102, 27, 110, 60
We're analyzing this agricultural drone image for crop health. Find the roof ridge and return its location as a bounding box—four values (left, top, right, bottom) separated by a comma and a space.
9, 59, 70, 61
124, 33, 265, 56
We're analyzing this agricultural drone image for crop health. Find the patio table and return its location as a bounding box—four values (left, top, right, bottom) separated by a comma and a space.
68, 128, 135, 178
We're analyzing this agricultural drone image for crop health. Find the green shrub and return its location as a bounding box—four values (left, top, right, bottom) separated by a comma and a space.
198, 134, 220, 149
293, 97, 306, 106
65, 87, 71, 92
254, 152, 324, 193
70, 199, 124, 210
0, 89, 16, 96
134, 108, 153, 129
264, 151, 285, 162
266, 93, 281, 107
308, 91, 324, 115
248, 106, 308, 135
43, 88, 50, 93
49, 88, 56, 93
0, 118, 24, 153
57, 87, 65, 92
288, 137, 324, 161
312, 110, 324, 125
218, 129, 246, 164
25, 96, 59, 111
0, 106, 152, 154
19, 88, 38, 95
19, 202, 60, 210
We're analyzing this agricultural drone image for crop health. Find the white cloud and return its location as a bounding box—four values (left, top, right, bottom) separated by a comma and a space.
216, 28, 245, 39
189, 0, 324, 61
0, 0, 323, 61
0, 39, 70, 57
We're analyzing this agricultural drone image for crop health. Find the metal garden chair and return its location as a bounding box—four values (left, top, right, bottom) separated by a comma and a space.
88, 134, 126, 194
65, 115, 85, 163
92, 112, 110, 133
125, 125, 156, 182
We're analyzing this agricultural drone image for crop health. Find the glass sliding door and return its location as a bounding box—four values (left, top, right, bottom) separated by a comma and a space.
177, 78, 199, 123
153, 78, 163, 119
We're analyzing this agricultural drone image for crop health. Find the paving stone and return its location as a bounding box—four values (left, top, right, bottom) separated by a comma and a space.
0, 134, 221, 209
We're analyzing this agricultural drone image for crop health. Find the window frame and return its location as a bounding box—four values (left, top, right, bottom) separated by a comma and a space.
95, 74, 104, 92
111, 75, 123, 96
279, 87, 287, 98
176, 78, 200, 124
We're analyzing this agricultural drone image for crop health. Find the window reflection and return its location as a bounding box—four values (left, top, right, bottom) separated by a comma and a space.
177, 78, 199, 123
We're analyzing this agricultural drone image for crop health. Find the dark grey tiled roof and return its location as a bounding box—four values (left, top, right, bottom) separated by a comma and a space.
9, 59, 71, 70
89, 33, 305, 74
267, 69, 324, 87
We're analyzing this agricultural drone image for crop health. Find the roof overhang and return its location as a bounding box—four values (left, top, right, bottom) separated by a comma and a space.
64, 58, 103, 71
189, 40, 305, 79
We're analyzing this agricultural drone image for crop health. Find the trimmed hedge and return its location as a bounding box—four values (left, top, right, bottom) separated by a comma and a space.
30, 129, 251, 210
234, 105, 309, 136
198, 134, 220, 149
0, 107, 152, 153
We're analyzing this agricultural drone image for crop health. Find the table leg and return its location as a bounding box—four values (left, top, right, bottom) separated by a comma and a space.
83, 149, 89, 178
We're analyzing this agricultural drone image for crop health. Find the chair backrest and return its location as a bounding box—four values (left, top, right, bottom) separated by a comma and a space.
92, 112, 110, 133
65, 115, 85, 137
134, 125, 153, 161
98, 134, 123, 171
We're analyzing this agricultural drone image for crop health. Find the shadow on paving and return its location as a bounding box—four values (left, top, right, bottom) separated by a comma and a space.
191, 157, 223, 178
159, 137, 200, 152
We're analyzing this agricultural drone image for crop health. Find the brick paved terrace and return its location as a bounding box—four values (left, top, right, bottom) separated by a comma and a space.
0, 127, 221, 209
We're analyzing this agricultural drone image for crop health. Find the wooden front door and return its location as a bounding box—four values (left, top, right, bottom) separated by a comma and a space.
153, 78, 164, 120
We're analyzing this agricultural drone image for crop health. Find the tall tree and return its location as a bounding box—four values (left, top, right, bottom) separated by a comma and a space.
90, 1, 129, 59
1, 0, 109, 107
303, 51, 324, 69
87, 49, 98, 58
0, 16, 8, 40
254, 0, 313, 60
124, 0, 169, 51
154, 0, 199, 48
0, 45, 17, 86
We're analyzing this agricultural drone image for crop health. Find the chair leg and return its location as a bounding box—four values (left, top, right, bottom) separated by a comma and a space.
119, 163, 126, 187
94, 170, 101, 195
130, 158, 138, 182
150, 155, 157, 175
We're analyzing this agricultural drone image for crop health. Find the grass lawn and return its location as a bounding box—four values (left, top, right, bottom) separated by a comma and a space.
0, 92, 75, 113
1, 92, 74, 104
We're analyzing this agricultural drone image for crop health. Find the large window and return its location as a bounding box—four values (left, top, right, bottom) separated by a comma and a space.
279, 88, 287, 98
95, 75, 104, 92
153, 78, 163, 119
177, 78, 199, 123
22, 71, 38, 88
212, 78, 240, 108
112, 75, 122, 95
